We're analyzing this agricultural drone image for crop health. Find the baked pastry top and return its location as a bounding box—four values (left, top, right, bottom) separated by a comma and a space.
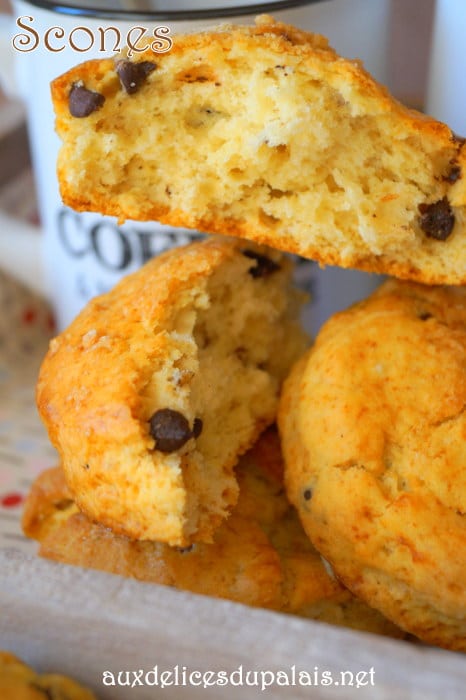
22, 428, 403, 638
278, 278, 466, 651
0, 651, 96, 699
51, 16, 466, 284
37, 237, 308, 546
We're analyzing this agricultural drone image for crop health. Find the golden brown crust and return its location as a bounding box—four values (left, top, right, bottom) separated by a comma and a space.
37, 237, 307, 546
23, 466, 284, 610
52, 17, 466, 285
278, 279, 466, 651
22, 429, 403, 637
0, 651, 96, 699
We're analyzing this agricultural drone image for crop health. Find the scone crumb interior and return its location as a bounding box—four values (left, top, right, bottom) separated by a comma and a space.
37, 238, 307, 545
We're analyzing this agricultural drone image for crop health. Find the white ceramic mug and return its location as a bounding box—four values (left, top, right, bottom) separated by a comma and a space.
3, 0, 390, 332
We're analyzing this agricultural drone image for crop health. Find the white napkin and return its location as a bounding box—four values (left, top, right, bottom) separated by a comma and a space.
0, 549, 465, 700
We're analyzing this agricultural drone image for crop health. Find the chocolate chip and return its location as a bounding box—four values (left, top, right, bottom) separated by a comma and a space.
116, 60, 156, 94
176, 544, 194, 553
69, 82, 105, 118
444, 164, 462, 183
418, 197, 455, 241
242, 249, 280, 278
418, 311, 433, 321
149, 409, 202, 452
149, 409, 192, 452
54, 498, 74, 511
303, 488, 313, 501
192, 418, 203, 438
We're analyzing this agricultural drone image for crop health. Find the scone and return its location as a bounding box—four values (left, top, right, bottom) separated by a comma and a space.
0, 651, 95, 699
278, 279, 466, 651
37, 237, 308, 546
51, 16, 466, 285
22, 429, 403, 638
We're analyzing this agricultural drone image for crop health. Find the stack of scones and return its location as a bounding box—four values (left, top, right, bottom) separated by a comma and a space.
23, 17, 466, 651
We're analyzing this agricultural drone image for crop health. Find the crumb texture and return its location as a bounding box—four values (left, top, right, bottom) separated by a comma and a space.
52, 17, 466, 284
37, 237, 307, 545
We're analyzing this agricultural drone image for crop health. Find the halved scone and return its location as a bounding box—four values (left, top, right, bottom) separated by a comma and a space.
52, 16, 466, 284
37, 237, 307, 545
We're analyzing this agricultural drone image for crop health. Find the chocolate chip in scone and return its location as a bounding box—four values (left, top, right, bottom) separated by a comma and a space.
149, 409, 202, 452
54, 498, 74, 511
176, 544, 195, 553
418, 197, 455, 241
192, 417, 203, 438
116, 60, 156, 94
418, 311, 433, 321
303, 488, 313, 501
69, 82, 105, 118
444, 163, 462, 184
149, 408, 193, 452
242, 249, 280, 278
